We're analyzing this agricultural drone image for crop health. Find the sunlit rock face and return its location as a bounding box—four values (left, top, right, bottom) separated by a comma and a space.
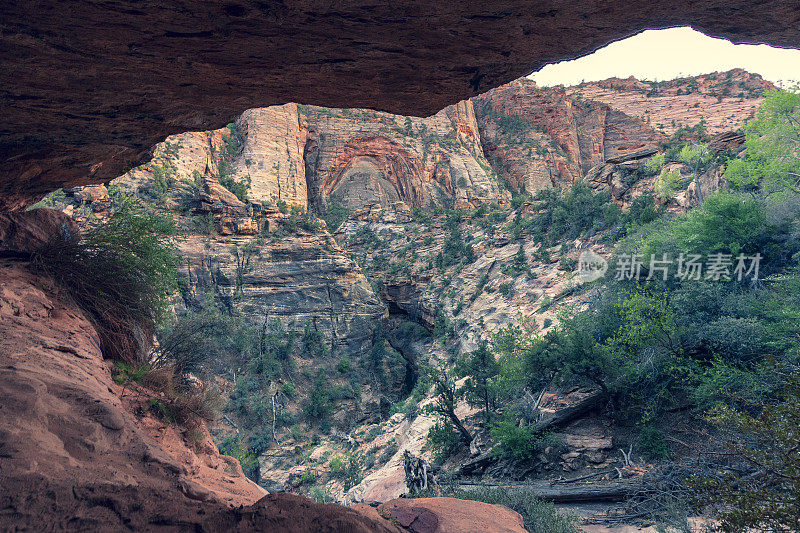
235, 105, 309, 209
303, 101, 502, 212
474, 78, 664, 193
568, 69, 774, 136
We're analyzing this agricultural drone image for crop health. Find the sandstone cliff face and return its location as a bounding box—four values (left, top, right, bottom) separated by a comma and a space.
114, 107, 308, 211
0, 211, 267, 528
178, 233, 385, 354
474, 78, 663, 193
231, 105, 309, 209
568, 69, 772, 135
302, 100, 502, 212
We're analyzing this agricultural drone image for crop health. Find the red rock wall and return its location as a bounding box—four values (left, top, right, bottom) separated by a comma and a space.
474, 78, 663, 192
568, 69, 772, 135
302, 101, 502, 211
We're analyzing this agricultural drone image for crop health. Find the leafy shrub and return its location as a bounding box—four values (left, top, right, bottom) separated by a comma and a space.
31, 195, 178, 362
655, 169, 682, 201
298, 469, 316, 485
498, 282, 514, 297
284, 206, 320, 233
329, 454, 363, 491
112, 362, 149, 385
489, 416, 552, 460
637, 426, 671, 459
641, 153, 665, 176
530, 182, 626, 245
627, 193, 663, 227
337, 356, 352, 374
427, 420, 463, 463
322, 201, 351, 232
329, 455, 345, 474
302, 322, 328, 357
309, 486, 333, 503
437, 212, 476, 267
558, 257, 577, 271
219, 174, 251, 202
305, 370, 332, 421
220, 437, 260, 482
28, 188, 67, 210
152, 308, 245, 375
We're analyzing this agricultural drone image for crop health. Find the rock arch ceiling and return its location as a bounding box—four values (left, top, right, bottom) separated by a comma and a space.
3, 0, 800, 209
321, 137, 428, 209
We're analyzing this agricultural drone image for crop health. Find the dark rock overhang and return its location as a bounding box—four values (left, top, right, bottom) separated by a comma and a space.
2, 0, 800, 209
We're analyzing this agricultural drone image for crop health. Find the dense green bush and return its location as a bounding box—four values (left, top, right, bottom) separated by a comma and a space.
637, 425, 671, 459
329, 454, 363, 491
437, 212, 476, 268
220, 436, 260, 482
523, 182, 655, 245
31, 195, 178, 362
305, 370, 332, 421
489, 416, 553, 460
302, 322, 328, 357
219, 174, 251, 202
427, 420, 463, 464
322, 201, 351, 232
488, 189, 800, 426
284, 206, 321, 233
654, 169, 682, 200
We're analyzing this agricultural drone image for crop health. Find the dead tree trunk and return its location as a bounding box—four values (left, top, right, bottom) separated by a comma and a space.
530, 390, 605, 433
403, 451, 438, 496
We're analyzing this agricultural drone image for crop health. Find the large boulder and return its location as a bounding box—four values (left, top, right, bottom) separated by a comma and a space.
0, 208, 77, 255
378, 497, 526, 533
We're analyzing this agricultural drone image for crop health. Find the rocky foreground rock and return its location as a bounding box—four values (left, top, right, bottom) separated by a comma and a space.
0, 208, 527, 532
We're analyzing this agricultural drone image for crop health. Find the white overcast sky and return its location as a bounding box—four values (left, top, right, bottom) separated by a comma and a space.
529, 27, 800, 87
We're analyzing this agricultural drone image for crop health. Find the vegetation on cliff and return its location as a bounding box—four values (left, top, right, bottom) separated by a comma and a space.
31, 192, 178, 362
424, 88, 800, 531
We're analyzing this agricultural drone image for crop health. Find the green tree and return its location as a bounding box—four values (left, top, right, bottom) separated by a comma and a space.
727, 87, 800, 195
427, 368, 472, 444
679, 143, 711, 203
455, 341, 500, 424
698, 372, 800, 532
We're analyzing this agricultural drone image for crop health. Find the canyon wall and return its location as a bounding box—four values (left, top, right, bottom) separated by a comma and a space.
568, 69, 773, 135
474, 78, 664, 192
303, 100, 502, 212
232, 105, 309, 209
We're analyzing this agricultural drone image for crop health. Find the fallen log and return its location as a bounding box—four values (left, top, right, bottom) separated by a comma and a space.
460, 451, 496, 475
531, 390, 605, 433
460, 390, 606, 476
456, 480, 636, 503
